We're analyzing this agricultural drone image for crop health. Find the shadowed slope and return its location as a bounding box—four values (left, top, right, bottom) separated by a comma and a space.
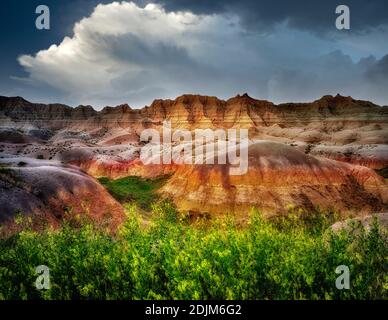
0, 157, 125, 233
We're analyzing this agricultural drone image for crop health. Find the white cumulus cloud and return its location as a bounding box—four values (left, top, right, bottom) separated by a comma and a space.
18, 2, 248, 107
17, 1, 388, 107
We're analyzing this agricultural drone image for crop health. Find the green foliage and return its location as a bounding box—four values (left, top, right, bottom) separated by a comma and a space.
98, 176, 168, 210
0, 206, 387, 300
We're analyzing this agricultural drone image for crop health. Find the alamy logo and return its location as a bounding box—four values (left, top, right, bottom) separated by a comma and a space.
335, 5, 350, 30
35, 265, 50, 290
35, 5, 50, 30
335, 265, 350, 290
140, 121, 249, 175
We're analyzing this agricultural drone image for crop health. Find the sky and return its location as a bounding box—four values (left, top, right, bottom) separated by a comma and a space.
1, 0, 388, 108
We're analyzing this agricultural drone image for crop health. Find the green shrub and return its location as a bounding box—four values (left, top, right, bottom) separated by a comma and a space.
98, 176, 169, 210
0, 206, 386, 300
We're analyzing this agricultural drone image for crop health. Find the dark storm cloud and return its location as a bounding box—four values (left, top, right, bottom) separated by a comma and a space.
366, 54, 388, 81
106, 33, 194, 67
3, 0, 388, 107
267, 50, 388, 105
363, 54, 388, 104
150, 0, 388, 33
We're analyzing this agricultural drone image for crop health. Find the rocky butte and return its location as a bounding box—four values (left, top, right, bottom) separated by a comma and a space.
0, 93, 387, 228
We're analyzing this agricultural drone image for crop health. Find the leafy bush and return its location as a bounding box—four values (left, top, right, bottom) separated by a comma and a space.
0, 205, 387, 300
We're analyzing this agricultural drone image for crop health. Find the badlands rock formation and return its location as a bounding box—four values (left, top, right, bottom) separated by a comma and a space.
330, 212, 388, 234
0, 94, 387, 220
161, 141, 387, 216
1, 94, 387, 129
0, 157, 125, 232
1, 94, 387, 167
